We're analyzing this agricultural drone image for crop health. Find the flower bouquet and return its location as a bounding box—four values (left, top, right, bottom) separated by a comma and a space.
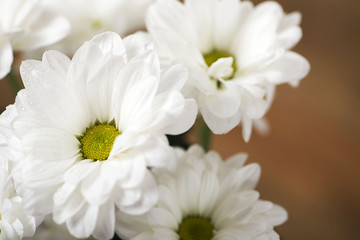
0, 0, 309, 239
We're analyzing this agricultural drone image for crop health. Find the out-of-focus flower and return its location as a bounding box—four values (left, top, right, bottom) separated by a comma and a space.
146, 0, 310, 141
0, 169, 37, 240
0, 0, 70, 79
116, 145, 288, 240
4, 31, 196, 239
0, 110, 38, 240
40, 0, 156, 56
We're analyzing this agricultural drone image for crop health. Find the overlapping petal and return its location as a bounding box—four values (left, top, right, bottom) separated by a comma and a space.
2, 31, 197, 239
0, 0, 69, 79
116, 145, 288, 240
146, 0, 310, 141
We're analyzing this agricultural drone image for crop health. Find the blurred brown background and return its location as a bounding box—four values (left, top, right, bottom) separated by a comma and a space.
212, 0, 360, 239
0, 0, 359, 239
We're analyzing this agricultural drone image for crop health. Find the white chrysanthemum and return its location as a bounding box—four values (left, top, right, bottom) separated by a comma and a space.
5, 31, 196, 239
146, 0, 310, 141
0, 0, 70, 79
40, 0, 156, 56
116, 145, 288, 240
0, 114, 38, 240
0, 168, 37, 240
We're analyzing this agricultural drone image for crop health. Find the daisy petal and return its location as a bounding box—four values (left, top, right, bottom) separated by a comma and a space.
201, 107, 242, 134
89, 31, 126, 56
66, 204, 98, 238
13, 9, 70, 50
0, 40, 13, 79
92, 201, 116, 240
148, 208, 178, 230
264, 51, 310, 87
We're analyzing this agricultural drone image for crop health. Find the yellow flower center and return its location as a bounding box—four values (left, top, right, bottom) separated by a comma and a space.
79, 123, 120, 161
178, 217, 215, 240
203, 50, 237, 77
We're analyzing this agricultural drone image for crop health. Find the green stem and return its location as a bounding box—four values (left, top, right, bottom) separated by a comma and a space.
199, 120, 212, 152
6, 70, 22, 94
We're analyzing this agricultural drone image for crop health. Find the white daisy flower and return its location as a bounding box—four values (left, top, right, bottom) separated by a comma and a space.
0, 168, 38, 240
40, 0, 156, 56
5, 31, 196, 239
116, 145, 288, 240
0, 115, 38, 240
146, 0, 310, 141
0, 0, 70, 79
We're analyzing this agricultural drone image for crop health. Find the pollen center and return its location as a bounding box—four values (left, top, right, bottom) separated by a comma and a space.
79, 123, 120, 161
203, 50, 237, 76
178, 217, 214, 240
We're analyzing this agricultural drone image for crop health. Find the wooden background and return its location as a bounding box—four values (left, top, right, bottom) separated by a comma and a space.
0, 0, 359, 239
